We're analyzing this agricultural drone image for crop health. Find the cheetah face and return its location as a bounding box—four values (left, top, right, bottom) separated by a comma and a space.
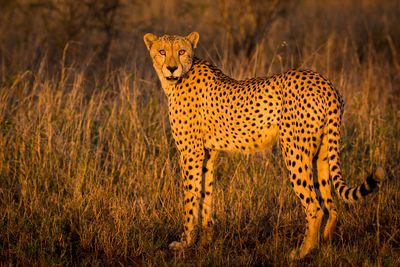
144, 32, 199, 86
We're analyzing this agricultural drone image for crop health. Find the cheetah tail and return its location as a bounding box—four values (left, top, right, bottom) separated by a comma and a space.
326, 118, 385, 203
334, 165, 385, 203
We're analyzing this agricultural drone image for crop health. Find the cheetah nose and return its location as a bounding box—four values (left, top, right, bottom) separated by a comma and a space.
167, 66, 178, 74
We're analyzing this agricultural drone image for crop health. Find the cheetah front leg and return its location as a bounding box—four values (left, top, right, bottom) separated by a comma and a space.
169, 149, 206, 250
200, 149, 217, 245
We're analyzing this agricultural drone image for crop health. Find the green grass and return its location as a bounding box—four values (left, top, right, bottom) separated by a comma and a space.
1, 0, 400, 266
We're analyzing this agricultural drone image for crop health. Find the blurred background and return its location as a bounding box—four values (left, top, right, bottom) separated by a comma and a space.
1, 0, 399, 78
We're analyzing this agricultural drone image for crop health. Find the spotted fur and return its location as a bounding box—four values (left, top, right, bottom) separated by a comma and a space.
144, 32, 385, 259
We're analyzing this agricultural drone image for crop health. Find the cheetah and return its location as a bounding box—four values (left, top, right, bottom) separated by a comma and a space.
143, 32, 385, 259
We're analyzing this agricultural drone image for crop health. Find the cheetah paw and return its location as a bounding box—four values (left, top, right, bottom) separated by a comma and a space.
289, 248, 300, 260
169, 241, 188, 251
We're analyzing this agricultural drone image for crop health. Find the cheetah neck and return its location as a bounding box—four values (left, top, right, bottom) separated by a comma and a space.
164, 57, 248, 99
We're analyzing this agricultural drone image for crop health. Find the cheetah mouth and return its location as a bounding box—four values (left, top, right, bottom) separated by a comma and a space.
166, 76, 179, 81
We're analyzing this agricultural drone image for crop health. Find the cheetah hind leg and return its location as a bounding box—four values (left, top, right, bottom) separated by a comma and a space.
315, 133, 338, 242
285, 161, 324, 259
289, 207, 324, 260
322, 208, 337, 242
322, 166, 385, 242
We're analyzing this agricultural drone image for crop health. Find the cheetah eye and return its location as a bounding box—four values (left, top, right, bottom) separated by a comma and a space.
179, 50, 186, 55
159, 50, 166, 55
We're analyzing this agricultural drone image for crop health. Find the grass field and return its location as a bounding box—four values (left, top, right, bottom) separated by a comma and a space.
1, 0, 399, 265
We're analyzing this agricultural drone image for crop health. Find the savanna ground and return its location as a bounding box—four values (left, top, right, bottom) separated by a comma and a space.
0, 0, 399, 266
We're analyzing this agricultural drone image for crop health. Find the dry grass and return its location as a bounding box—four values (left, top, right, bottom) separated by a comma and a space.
1, 0, 399, 266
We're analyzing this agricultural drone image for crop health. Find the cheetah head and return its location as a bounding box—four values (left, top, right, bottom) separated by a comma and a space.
144, 32, 199, 88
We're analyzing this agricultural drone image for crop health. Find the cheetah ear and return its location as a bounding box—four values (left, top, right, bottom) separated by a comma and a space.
143, 33, 159, 51
185, 32, 199, 49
